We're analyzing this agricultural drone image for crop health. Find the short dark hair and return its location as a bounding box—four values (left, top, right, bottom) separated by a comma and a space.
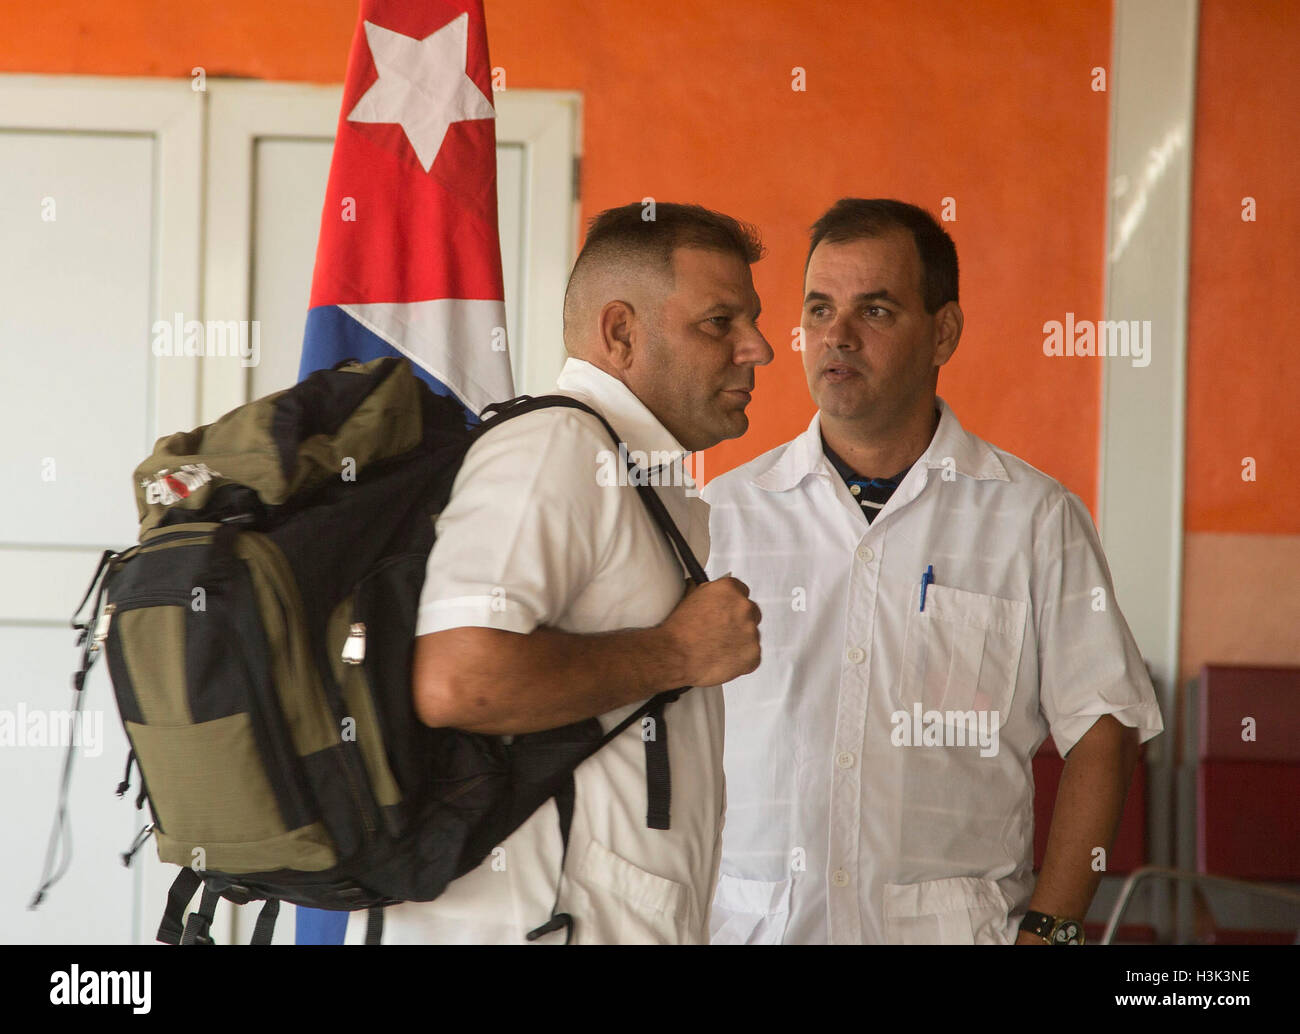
805, 198, 958, 313
564, 202, 764, 333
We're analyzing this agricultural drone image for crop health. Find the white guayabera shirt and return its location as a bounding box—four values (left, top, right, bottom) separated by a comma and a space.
344, 358, 722, 944
703, 398, 1163, 945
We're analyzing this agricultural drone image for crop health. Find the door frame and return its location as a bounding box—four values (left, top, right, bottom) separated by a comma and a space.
200, 80, 582, 421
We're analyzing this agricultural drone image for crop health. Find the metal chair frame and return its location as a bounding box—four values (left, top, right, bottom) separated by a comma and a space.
1101, 864, 1300, 944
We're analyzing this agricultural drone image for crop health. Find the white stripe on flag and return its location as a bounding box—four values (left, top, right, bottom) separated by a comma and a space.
341, 298, 514, 415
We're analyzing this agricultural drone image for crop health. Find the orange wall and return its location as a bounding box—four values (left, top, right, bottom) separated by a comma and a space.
1, 0, 1113, 509
1185, 0, 1300, 536
1178, 0, 1300, 683
483, 0, 1113, 501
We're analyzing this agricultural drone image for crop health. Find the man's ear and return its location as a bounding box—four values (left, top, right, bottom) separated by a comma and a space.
933, 301, 963, 368
598, 299, 636, 372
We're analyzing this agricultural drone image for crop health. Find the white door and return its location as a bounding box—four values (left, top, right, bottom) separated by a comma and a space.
0, 76, 203, 945
0, 73, 579, 945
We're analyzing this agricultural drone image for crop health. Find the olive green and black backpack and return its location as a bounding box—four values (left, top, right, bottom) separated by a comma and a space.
33, 356, 703, 945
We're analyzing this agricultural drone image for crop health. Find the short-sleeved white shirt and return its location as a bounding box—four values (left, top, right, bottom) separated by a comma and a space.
703, 398, 1163, 944
345, 358, 724, 944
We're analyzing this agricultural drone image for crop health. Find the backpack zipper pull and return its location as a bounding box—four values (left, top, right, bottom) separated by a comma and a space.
91, 603, 116, 652
342, 623, 367, 664
116, 749, 136, 797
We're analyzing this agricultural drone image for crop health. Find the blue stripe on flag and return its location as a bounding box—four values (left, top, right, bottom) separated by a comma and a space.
299, 306, 482, 425
296, 906, 350, 946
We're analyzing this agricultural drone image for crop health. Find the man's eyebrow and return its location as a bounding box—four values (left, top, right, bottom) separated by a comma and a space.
803, 289, 902, 306
702, 298, 763, 320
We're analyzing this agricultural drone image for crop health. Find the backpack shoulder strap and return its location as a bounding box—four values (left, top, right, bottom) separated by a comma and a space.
477, 394, 707, 889
478, 395, 707, 585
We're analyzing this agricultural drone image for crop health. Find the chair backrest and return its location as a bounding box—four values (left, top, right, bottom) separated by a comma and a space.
1193, 665, 1300, 880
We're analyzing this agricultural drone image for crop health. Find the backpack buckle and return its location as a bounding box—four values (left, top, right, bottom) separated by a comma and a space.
221, 883, 253, 905
178, 884, 222, 945
180, 910, 215, 945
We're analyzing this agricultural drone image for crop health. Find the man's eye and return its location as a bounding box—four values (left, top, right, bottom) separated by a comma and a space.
809, 305, 829, 318
707, 316, 731, 327
865, 306, 888, 318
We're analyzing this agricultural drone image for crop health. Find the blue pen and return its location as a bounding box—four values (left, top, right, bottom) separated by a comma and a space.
920, 565, 934, 612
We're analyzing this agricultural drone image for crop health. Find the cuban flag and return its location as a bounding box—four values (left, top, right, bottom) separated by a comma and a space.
296, 0, 512, 945
298, 0, 514, 422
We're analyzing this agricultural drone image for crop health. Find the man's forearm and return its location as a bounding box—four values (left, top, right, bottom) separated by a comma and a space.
412, 624, 691, 734
1022, 715, 1139, 937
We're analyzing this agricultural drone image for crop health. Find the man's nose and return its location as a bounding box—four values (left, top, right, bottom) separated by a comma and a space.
737, 324, 775, 367
822, 311, 859, 352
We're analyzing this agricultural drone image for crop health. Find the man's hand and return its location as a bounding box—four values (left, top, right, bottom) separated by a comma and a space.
413, 577, 762, 734
659, 577, 762, 688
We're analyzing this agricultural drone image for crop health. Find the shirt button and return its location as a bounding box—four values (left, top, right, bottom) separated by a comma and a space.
831, 869, 851, 887
836, 751, 855, 769
846, 646, 865, 664
856, 545, 874, 562
850, 484, 862, 496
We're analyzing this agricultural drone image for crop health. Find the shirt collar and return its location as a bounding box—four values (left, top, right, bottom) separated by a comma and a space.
555, 358, 689, 470
751, 396, 1008, 493
821, 435, 911, 487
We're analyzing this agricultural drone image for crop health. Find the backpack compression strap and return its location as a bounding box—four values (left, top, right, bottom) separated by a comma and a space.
29, 549, 119, 910
158, 868, 284, 945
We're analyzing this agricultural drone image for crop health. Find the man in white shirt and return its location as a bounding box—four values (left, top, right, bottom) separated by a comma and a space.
706, 198, 1163, 945
345, 201, 772, 944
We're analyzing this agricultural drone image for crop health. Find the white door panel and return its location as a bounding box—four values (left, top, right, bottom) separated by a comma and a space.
496, 140, 526, 392
0, 75, 203, 945
249, 137, 335, 400
0, 130, 153, 548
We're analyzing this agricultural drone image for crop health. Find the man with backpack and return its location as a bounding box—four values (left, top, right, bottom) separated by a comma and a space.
344, 201, 774, 943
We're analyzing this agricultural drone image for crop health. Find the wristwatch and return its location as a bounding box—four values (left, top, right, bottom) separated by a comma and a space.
1019, 910, 1085, 944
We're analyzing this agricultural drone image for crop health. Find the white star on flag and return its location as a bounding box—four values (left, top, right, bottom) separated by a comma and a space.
347, 13, 496, 173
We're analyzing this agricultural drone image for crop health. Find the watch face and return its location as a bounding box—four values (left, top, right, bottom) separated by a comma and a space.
1052, 920, 1083, 945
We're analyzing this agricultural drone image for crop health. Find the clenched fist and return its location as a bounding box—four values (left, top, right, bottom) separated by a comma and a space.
659, 576, 762, 687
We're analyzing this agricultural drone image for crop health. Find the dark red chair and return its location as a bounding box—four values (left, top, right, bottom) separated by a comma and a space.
1194, 665, 1300, 882
1103, 665, 1300, 944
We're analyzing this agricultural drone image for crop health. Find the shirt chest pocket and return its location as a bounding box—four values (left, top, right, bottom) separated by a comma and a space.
898, 584, 1027, 721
